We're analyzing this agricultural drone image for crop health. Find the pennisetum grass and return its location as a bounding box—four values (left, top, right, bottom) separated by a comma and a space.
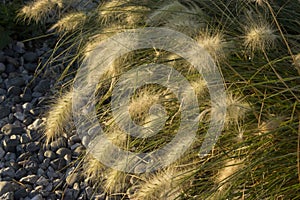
19, 0, 300, 199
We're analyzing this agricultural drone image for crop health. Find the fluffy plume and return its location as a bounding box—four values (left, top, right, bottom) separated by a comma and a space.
18, 0, 63, 22
196, 30, 227, 62
243, 17, 277, 52
130, 167, 194, 200
49, 12, 87, 33
44, 90, 73, 144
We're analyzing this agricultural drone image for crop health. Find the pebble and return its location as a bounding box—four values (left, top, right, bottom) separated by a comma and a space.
1, 124, 24, 135
0, 106, 10, 119
23, 52, 38, 63
0, 192, 14, 200
0, 167, 15, 178
56, 147, 71, 158
0, 147, 5, 158
0, 181, 19, 196
7, 86, 22, 96
66, 172, 80, 186
0, 63, 6, 73
44, 150, 56, 160
20, 175, 39, 184
33, 80, 50, 93
30, 194, 43, 200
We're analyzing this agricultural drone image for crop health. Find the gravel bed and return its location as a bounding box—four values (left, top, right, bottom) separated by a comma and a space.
0, 39, 101, 199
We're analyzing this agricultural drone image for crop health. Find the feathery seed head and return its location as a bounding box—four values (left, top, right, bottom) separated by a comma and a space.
196, 30, 227, 62
243, 20, 277, 52
216, 159, 243, 191
45, 90, 73, 144
49, 12, 87, 33
146, 1, 187, 26
130, 167, 193, 200
19, 0, 63, 23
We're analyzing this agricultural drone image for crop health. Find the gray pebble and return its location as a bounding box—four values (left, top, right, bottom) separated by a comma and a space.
5, 77, 25, 88
56, 147, 71, 158
15, 168, 27, 180
3, 138, 19, 152
1, 124, 24, 135
26, 141, 40, 152
14, 188, 28, 199
50, 137, 67, 152
66, 172, 80, 186
24, 63, 37, 72
14, 112, 25, 121
0, 106, 10, 119
22, 102, 33, 111
7, 86, 22, 96
23, 52, 38, 63
0, 63, 6, 73
0, 192, 14, 200
30, 194, 43, 200
0, 147, 5, 158
36, 176, 49, 187
44, 150, 56, 160
0, 181, 19, 196
0, 167, 15, 178
33, 80, 50, 93
19, 174, 39, 184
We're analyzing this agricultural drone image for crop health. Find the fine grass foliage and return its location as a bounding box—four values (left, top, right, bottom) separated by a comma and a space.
19, 0, 300, 199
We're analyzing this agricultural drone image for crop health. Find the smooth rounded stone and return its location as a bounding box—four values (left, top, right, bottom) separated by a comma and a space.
52, 179, 62, 189
3, 138, 19, 152
39, 158, 50, 170
24, 160, 39, 174
14, 188, 28, 199
50, 158, 66, 170
20, 93, 32, 102
22, 102, 33, 112
70, 143, 81, 150
0, 63, 5, 73
26, 141, 40, 152
56, 147, 71, 158
37, 168, 45, 177
20, 133, 30, 144
82, 135, 90, 147
45, 183, 53, 192
0, 181, 19, 196
36, 176, 49, 187
0, 95, 5, 104
7, 113, 14, 123
28, 119, 43, 131
5, 77, 25, 88
1, 124, 24, 135
0, 167, 15, 178
30, 194, 43, 200
73, 145, 85, 156
19, 174, 39, 184
44, 150, 56, 160
31, 92, 43, 99
50, 137, 67, 152
15, 42, 25, 54
85, 186, 93, 199
23, 117, 33, 126
5, 64, 16, 74
33, 80, 50, 93
5, 56, 19, 66
63, 188, 80, 200
16, 152, 31, 162
13, 112, 25, 121
24, 63, 37, 72
0, 106, 10, 119
66, 172, 80, 186
15, 168, 27, 180
0, 192, 14, 200
23, 52, 38, 63
64, 154, 71, 164
7, 86, 22, 97
0, 88, 6, 95
68, 135, 81, 146
0, 147, 5, 158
